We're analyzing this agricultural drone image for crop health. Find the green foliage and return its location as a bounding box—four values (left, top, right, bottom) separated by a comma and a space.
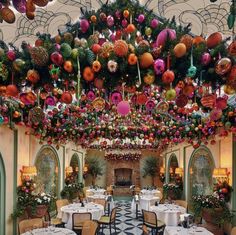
60, 182, 84, 201
163, 183, 182, 200
142, 156, 158, 185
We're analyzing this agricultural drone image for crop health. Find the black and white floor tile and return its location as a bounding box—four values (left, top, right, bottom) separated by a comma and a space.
101, 200, 143, 235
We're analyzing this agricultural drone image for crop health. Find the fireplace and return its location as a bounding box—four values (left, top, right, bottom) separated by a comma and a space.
115, 168, 132, 186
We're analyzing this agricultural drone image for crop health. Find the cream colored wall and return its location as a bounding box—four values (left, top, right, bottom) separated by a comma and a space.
163, 134, 233, 200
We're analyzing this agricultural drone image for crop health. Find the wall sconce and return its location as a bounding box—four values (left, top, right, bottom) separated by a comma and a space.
175, 167, 183, 177
159, 167, 165, 183
21, 166, 37, 179
83, 165, 88, 173
213, 168, 229, 182
65, 166, 73, 176
174, 167, 183, 186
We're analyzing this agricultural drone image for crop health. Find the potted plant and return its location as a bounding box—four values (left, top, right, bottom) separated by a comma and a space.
12, 177, 55, 219
85, 156, 104, 186
213, 181, 233, 203
142, 156, 159, 186
163, 183, 182, 200
192, 194, 232, 226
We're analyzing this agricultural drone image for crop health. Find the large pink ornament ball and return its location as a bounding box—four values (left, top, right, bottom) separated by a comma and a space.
201, 52, 211, 66
156, 28, 176, 47
117, 101, 130, 116
154, 59, 165, 75
138, 14, 145, 23
80, 19, 89, 33
107, 15, 114, 27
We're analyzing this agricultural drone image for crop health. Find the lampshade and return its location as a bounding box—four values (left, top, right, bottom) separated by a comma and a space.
160, 167, 165, 174
65, 166, 73, 174
213, 168, 228, 177
21, 166, 37, 176
83, 165, 88, 172
175, 167, 183, 175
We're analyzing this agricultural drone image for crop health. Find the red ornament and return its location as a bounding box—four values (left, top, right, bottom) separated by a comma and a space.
6, 84, 18, 97
162, 70, 175, 84
61, 91, 72, 104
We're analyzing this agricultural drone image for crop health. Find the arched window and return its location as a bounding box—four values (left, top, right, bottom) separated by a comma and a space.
35, 146, 60, 196
70, 153, 82, 182
188, 147, 215, 200
0, 153, 6, 235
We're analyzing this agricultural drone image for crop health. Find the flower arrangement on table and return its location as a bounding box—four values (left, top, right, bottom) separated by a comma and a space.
192, 194, 232, 226
163, 183, 183, 200
213, 181, 233, 203
60, 175, 84, 202
13, 177, 55, 218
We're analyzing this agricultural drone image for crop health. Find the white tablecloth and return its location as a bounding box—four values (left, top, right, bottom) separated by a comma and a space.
21, 227, 76, 235
150, 204, 186, 226
86, 189, 106, 195
61, 202, 104, 229
141, 189, 160, 195
164, 226, 214, 235
131, 195, 160, 212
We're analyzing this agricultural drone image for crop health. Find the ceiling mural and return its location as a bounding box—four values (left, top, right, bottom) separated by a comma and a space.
0, 0, 233, 46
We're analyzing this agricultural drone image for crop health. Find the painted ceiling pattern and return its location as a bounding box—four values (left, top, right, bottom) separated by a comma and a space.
0, 0, 233, 46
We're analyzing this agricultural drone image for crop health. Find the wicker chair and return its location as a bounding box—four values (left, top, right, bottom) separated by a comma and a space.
93, 198, 106, 208
174, 200, 188, 210
82, 220, 98, 235
106, 185, 113, 195
72, 212, 92, 233
56, 199, 69, 218
142, 209, 165, 235
98, 207, 117, 235
18, 218, 43, 234
231, 227, 236, 235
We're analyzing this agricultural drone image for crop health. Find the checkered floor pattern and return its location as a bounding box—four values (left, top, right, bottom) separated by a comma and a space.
101, 200, 143, 235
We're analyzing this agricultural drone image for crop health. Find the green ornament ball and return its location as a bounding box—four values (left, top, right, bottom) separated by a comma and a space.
60, 43, 72, 58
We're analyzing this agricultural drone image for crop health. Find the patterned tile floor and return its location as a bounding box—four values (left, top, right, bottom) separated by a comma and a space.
101, 200, 143, 235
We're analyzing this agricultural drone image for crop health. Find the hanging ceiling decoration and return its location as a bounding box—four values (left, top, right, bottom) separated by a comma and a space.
0, 0, 235, 150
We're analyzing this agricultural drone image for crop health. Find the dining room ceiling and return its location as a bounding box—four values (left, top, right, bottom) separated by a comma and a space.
0, 0, 233, 47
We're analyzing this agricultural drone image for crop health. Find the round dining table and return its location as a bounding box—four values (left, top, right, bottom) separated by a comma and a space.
61, 202, 104, 229
164, 226, 214, 235
21, 227, 76, 235
150, 204, 186, 226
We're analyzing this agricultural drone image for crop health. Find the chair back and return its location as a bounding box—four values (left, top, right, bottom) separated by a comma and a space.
110, 207, 117, 223
231, 227, 236, 235
174, 200, 188, 210
56, 199, 69, 218
154, 191, 163, 200
72, 212, 92, 230
142, 209, 157, 227
19, 218, 43, 234
93, 198, 106, 208
82, 220, 98, 235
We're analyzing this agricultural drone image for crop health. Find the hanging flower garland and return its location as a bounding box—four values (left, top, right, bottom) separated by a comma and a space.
105, 152, 141, 161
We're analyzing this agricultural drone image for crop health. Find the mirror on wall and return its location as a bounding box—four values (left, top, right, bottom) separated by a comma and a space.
168, 154, 179, 183
35, 147, 59, 196
189, 148, 214, 199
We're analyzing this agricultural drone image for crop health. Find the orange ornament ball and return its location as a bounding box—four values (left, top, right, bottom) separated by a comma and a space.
162, 70, 175, 84
83, 67, 94, 82
6, 84, 18, 97
180, 34, 193, 50
114, 40, 128, 57
90, 15, 97, 23
92, 60, 101, 72
139, 52, 154, 69
144, 74, 155, 85
61, 91, 72, 104
123, 10, 129, 18
126, 24, 136, 34
192, 36, 205, 46
128, 53, 138, 65
32, 0, 48, 7
173, 43, 187, 58
91, 43, 101, 54
206, 32, 222, 49
63, 61, 73, 73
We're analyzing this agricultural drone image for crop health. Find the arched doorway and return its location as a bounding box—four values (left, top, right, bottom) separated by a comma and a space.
0, 153, 6, 235
35, 146, 60, 196
70, 153, 82, 183
188, 146, 215, 202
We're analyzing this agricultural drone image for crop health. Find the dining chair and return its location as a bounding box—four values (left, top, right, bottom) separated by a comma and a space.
93, 198, 107, 210
174, 200, 188, 211
56, 199, 69, 218
106, 185, 113, 195
72, 212, 92, 233
18, 218, 43, 234
81, 220, 98, 235
98, 207, 117, 235
142, 209, 165, 235
231, 227, 236, 235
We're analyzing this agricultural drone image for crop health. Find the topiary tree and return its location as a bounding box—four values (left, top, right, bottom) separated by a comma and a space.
85, 156, 104, 186
142, 156, 159, 186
